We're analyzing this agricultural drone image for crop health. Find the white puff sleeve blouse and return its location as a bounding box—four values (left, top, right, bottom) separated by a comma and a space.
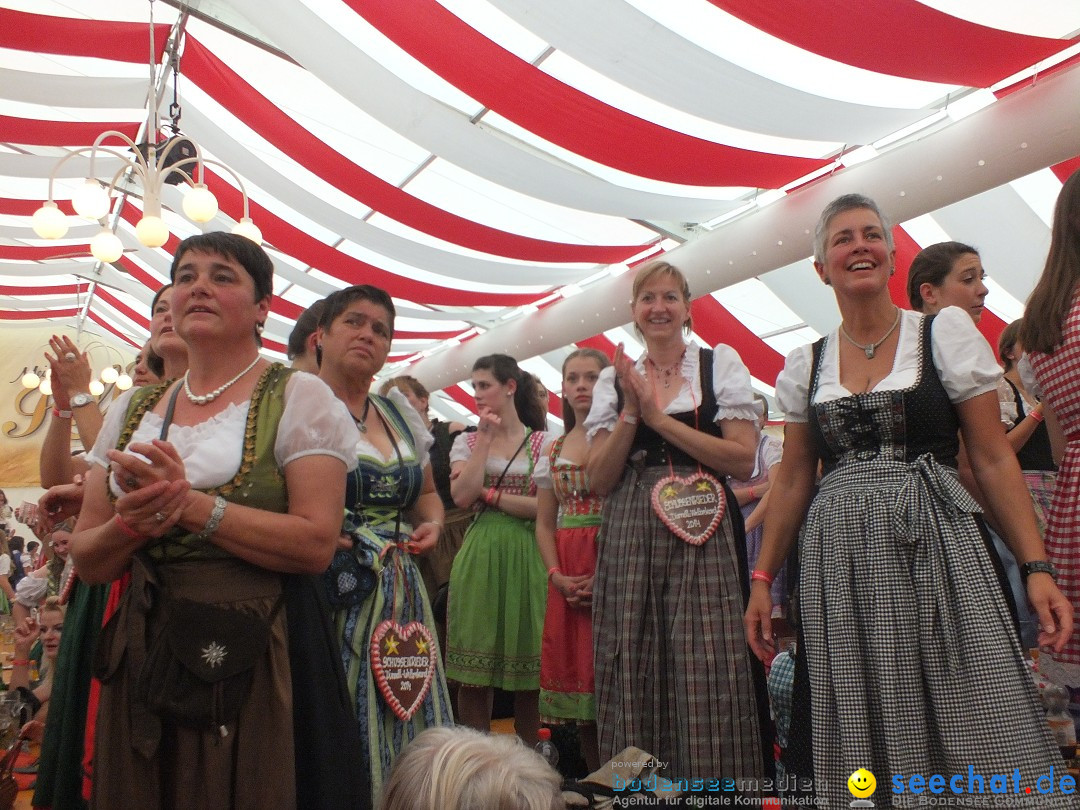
776, 307, 1002, 423
88, 370, 360, 495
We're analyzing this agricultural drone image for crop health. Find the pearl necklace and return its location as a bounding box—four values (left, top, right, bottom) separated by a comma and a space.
182, 356, 261, 405
839, 307, 901, 360
646, 348, 686, 389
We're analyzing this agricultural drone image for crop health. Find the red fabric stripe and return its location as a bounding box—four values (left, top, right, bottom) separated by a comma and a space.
707, 0, 1075, 86
0, 198, 75, 216
0, 9, 170, 64
85, 310, 141, 348
689, 295, 785, 385
1051, 156, 1080, 184
203, 171, 542, 307
95, 288, 149, 330
889, 226, 922, 309
348, 0, 827, 188
0, 116, 140, 147
576, 334, 620, 360
182, 39, 644, 264
0, 308, 79, 320
0, 244, 94, 262
443, 385, 478, 416
0, 284, 84, 297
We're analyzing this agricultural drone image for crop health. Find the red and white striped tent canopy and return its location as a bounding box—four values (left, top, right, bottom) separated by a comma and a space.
3, 0, 1080, 426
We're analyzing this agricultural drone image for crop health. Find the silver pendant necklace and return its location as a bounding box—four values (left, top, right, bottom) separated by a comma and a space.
351, 397, 371, 433
839, 307, 901, 360
182, 356, 261, 405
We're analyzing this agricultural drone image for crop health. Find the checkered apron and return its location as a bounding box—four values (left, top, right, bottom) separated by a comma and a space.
1029, 298, 1080, 664
593, 462, 764, 783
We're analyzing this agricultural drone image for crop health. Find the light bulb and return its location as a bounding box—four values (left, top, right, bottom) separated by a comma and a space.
232, 217, 262, 244
100, 366, 119, 384
88, 380, 105, 396
182, 184, 218, 223
115, 374, 133, 391
39, 378, 53, 396
72, 180, 111, 220
31, 202, 69, 239
135, 215, 169, 248
21, 372, 40, 389
90, 229, 123, 263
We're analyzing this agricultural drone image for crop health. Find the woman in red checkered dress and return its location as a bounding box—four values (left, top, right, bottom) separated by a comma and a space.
1021, 167, 1080, 664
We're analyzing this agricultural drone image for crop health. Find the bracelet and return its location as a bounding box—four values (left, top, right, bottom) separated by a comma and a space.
748, 486, 756, 500
1030, 409, 1045, 423
52, 407, 72, 419
424, 520, 443, 528
750, 570, 774, 586
1020, 560, 1057, 582
10, 660, 31, 668
547, 566, 562, 580
484, 487, 498, 506
198, 495, 227, 540
114, 514, 143, 541
619, 411, 639, 426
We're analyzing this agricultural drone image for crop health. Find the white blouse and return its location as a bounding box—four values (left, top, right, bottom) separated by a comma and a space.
583, 342, 758, 441
776, 307, 1001, 423
449, 428, 545, 480
88, 370, 360, 494
360, 387, 434, 469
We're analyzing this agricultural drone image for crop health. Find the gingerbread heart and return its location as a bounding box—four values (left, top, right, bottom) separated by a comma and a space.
370, 619, 437, 722
650, 472, 725, 546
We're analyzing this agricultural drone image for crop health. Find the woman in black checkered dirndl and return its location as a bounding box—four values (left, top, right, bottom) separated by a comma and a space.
585, 260, 772, 785
745, 195, 1077, 809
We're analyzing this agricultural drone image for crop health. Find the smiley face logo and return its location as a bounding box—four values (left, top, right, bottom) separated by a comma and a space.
848, 768, 876, 798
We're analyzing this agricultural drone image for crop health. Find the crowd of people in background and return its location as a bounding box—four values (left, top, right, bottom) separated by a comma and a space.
2, 167, 1078, 809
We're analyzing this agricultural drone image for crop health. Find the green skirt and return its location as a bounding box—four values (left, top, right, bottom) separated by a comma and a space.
445, 510, 546, 690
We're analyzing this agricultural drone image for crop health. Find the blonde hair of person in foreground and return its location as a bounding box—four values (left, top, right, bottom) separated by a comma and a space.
379, 726, 564, 810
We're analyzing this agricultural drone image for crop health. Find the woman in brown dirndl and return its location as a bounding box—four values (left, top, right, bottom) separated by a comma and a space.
71, 233, 362, 809
584, 259, 772, 783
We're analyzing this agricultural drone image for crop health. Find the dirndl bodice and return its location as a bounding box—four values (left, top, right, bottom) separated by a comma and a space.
810, 315, 959, 474
549, 434, 602, 529
344, 396, 424, 557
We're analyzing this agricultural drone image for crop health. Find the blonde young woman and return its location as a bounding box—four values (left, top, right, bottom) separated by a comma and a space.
745, 193, 1075, 809
71, 232, 361, 809
584, 259, 769, 783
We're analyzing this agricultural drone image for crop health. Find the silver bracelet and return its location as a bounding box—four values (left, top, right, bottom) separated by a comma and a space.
199, 495, 227, 540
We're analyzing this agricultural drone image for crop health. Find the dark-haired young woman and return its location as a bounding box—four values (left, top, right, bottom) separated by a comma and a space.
446, 354, 548, 744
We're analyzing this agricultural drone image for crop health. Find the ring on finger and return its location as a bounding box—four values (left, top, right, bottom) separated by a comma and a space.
64, 352, 76, 361
125, 476, 138, 490
153, 511, 166, 523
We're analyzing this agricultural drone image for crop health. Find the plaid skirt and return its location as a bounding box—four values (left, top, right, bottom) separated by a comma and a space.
800, 455, 1074, 808
593, 464, 766, 783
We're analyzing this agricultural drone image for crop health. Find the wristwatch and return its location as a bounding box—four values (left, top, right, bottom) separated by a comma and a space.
70, 392, 94, 408
1020, 560, 1058, 582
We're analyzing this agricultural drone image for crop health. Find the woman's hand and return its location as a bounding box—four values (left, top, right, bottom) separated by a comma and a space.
407, 521, 441, 555
1027, 573, 1074, 653
37, 479, 84, 532
44, 334, 92, 406
612, 343, 643, 418
13, 615, 37, 657
744, 581, 777, 662
475, 408, 501, 442
114, 478, 192, 539
107, 439, 186, 493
